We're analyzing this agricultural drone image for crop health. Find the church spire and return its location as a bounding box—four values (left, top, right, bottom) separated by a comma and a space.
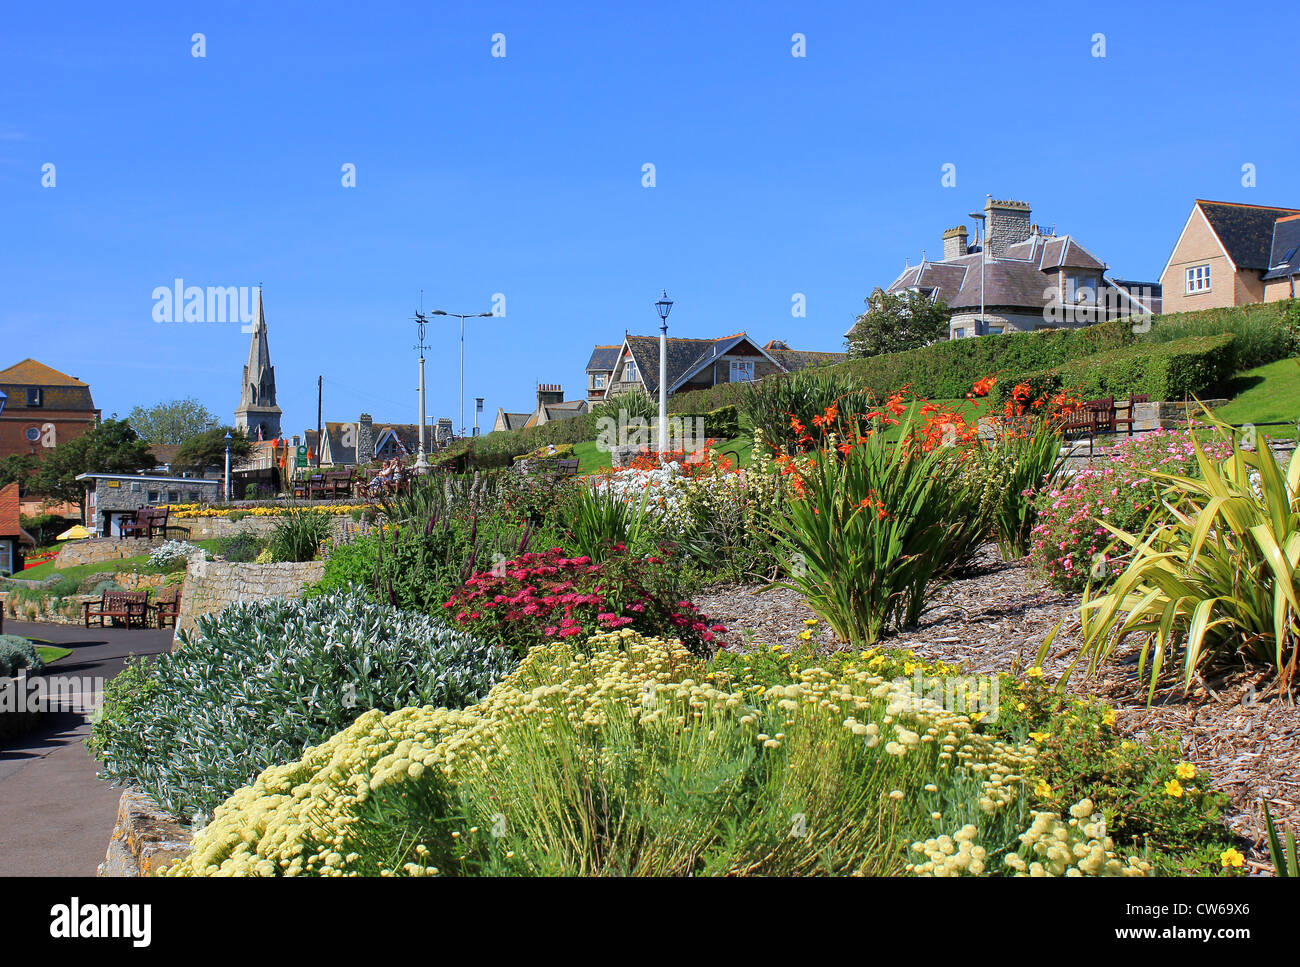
234, 287, 282, 441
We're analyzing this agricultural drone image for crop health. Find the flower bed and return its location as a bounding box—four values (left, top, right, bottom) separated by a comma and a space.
1028, 428, 1232, 591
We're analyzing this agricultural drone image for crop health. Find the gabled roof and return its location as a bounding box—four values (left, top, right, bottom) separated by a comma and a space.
1196, 200, 1300, 271
0, 359, 88, 387
1264, 214, 1300, 280
496, 411, 532, 432
620, 332, 783, 396
585, 345, 621, 373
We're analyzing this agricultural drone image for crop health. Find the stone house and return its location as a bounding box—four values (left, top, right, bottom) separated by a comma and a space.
304, 415, 430, 467
76, 473, 221, 537
0, 359, 101, 463
493, 384, 589, 433
584, 333, 843, 402
862, 198, 1159, 342
0, 482, 34, 575
1159, 200, 1300, 313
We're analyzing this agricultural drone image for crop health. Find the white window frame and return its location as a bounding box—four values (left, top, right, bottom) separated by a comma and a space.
953, 327, 967, 339
623, 359, 638, 382
729, 359, 756, 382
1186, 264, 1211, 293
592, 373, 608, 389
1066, 275, 1099, 304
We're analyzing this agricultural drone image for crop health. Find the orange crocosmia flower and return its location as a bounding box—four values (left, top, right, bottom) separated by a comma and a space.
824, 403, 839, 422
885, 394, 907, 416
971, 376, 996, 398
837, 442, 853, 455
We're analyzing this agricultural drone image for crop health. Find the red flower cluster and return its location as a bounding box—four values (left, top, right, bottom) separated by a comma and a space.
443, 546, 725, 656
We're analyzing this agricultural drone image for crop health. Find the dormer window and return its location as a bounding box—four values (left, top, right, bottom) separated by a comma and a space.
624, 359, 638, 383
26, 388, 42, 407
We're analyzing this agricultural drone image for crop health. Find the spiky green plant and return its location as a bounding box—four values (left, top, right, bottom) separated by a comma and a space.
1079, 411, 1300, 700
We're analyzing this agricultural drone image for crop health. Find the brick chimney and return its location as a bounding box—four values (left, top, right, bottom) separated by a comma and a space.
537, 383, 564, 408
942, 225, 968, 260
356, 413, 375, 465
984, 199, 1032, 257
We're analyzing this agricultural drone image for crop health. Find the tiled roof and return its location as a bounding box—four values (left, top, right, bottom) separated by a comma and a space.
766, 348, 848, 373
624, 335, 721, 397
0, 482, 20, 538
585, 346, 621, 373
1263, 214, 1300, 280
0, 359, 88, 387
1197, 200, 1300, 271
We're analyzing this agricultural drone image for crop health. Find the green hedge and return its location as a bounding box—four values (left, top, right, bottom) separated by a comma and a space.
1001, 333, 1236, 402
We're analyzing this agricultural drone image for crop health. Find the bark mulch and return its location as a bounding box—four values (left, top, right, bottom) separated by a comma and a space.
694, 545, 1299, 872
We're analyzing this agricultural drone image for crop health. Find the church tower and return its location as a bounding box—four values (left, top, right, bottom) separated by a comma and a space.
233, 289, 282, 441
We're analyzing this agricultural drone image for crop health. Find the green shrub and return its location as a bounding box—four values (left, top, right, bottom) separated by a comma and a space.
169, 632, 1063, 877
87, 589, 513, 819
267, 508, 330, 562
0, 635, 44, 676
217, 530, 265, 563
1139, 301, 1292, 371
86, 655, 160, 760
1027, 333, 1235, 402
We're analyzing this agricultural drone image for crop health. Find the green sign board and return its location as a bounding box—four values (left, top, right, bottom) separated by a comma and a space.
297, 445, 307, 461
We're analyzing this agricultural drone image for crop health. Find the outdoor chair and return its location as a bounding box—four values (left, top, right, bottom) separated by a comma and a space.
150, 586, 183, 629
120, 508, 153, 539
1114, 393, 1149, 436
83, 591, 149, 630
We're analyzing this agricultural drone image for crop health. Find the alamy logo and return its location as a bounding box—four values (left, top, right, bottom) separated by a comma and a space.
49, 898, 151, 947
152, 280, 259, 331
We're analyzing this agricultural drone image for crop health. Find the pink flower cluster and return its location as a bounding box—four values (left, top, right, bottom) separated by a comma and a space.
1028, 429, 1231, 591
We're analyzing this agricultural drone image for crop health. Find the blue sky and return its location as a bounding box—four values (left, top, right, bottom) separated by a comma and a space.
2, 0, 1295, 436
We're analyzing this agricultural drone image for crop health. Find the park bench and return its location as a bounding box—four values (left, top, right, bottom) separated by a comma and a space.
325, 468, 355, 498
120, 508, 153, 539
292, 474, 311, 500
304, 473, 328, 500
83, 591, 149, 630
150, 586, 183, 629
554, 459, 580, 477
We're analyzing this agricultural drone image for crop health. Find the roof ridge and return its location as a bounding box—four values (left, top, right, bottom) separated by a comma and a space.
1196, 199, 1300, 213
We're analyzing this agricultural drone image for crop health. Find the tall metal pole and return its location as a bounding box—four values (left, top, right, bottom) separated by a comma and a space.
460, 314, 465, 440
316, 376, 322, 467
413, 312, 430, 470
654, 290, 674, 459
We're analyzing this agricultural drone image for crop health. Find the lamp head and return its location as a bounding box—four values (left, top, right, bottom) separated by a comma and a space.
654, 289, 673, 322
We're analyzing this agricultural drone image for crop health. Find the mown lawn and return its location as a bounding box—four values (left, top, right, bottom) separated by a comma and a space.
18, 539, 222, 582
1213, 357, 1300, 437
35, 644, 73, 664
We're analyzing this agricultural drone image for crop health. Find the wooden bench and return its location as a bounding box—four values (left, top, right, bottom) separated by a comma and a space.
120, 508, 153, 539
292, 474, 312, 500
83, 591, 149, 629
150, 586, 183, 629
554, 459, 580, 477
324, 468, 355, 498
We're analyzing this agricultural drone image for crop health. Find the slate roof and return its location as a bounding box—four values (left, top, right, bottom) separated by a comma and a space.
1263, 214, 1300, 280
1197, 200, 1300, 271
765, 348, 848, 372
585, 346, 621, 373
884, 233, 1110, 312
496, 412, 532, 432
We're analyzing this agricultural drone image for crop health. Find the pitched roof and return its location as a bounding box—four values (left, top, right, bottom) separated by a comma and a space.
0, 359, 88, 387
621, 332, 781, 396
765, 348, 848, 373
884, 233, 1110, 312
1264, 214, 1300, 280
496, 411, 532, 432
0, 482, 21, 539
1197, 200, 1300, 271
585, 346, 621, 373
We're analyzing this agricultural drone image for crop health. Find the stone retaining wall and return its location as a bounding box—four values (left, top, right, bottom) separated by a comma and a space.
55, 537, 166, 569
99, 790, 193, 877
174, 558, 326, 639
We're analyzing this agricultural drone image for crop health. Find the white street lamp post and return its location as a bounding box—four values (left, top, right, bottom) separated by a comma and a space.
223, 431, 232, 502
412, 312, 431, 471
655, 290, 673, 458
431, 309, 494, 439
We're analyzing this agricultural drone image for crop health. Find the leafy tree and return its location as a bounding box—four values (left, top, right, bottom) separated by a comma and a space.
845, 290, 950, 358
127, 397, 217, 445
28, 418, 156, 518
172, 426, 251, 473
0, 453, 40, 491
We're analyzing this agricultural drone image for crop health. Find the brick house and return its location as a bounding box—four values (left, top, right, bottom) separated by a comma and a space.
584, 333, 844, 402
862, 198, 1159, 342
0, 482, 35, 575
1159, 200, 1300, 313
0, 359, 101, 462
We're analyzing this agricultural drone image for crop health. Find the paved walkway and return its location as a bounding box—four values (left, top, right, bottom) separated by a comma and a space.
0, 621, 173, 876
